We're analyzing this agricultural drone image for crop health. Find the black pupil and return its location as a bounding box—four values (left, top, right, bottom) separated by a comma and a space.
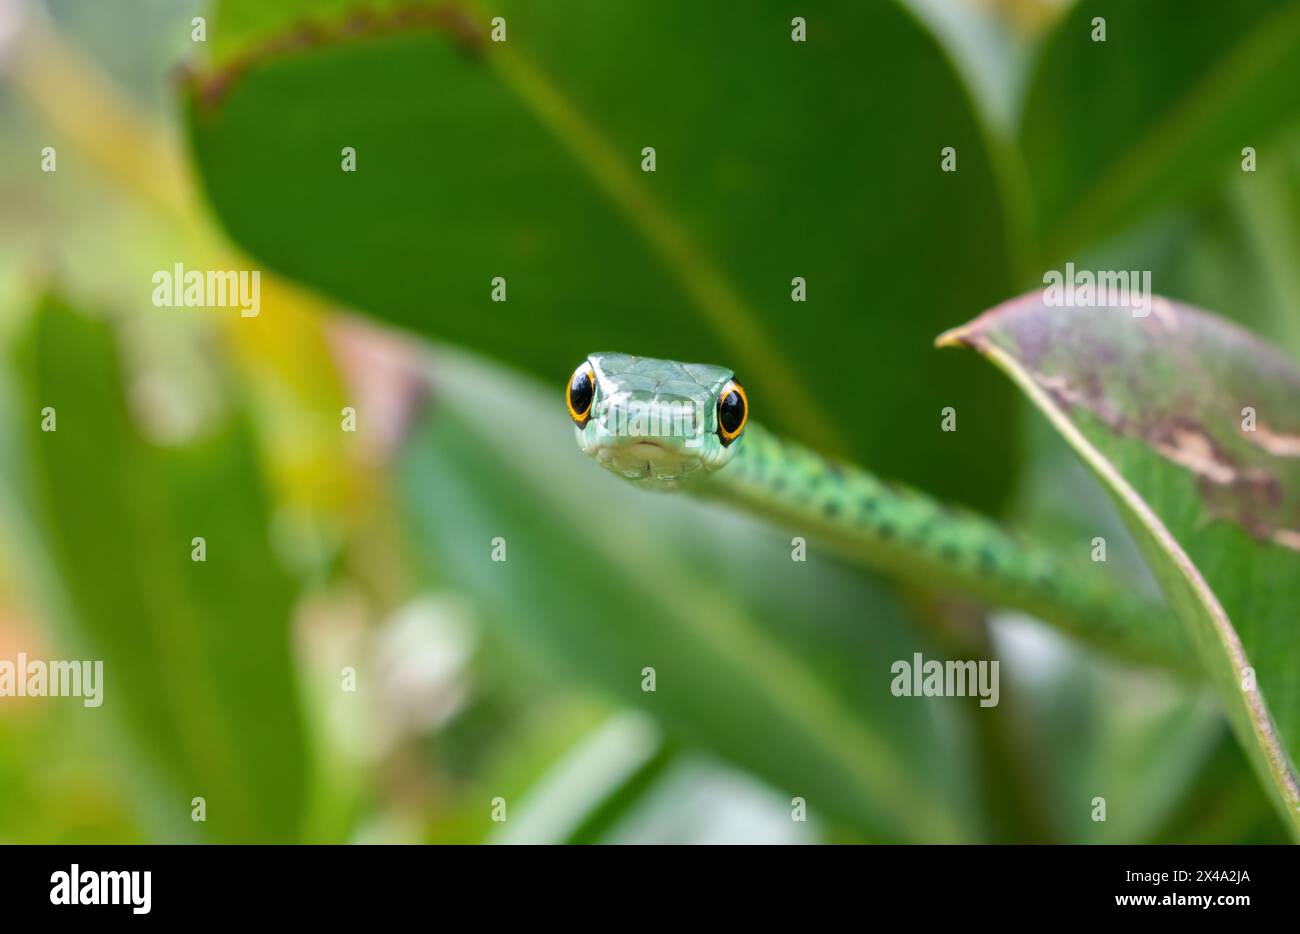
570, 368, 594, 415
718, 389, 745, 434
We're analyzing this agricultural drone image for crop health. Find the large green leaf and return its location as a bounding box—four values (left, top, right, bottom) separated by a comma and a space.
2, 295, 309, 842
942, 294, 1300, 834
186, 0, 1020, 511
1020, 0, 1300, 262
395, 345, 982, 842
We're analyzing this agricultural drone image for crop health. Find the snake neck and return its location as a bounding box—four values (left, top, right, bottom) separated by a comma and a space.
702, 423, 1194, 672
711, 423, 1034, 584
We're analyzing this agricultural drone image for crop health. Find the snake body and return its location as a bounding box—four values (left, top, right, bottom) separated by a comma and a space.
569, 352, 1192, 671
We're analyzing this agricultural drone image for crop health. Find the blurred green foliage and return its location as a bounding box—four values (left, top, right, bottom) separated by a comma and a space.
7, 295, 308, 841
0, 0, 1296, 843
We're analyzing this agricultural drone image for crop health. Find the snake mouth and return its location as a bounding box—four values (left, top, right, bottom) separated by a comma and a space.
591, 435, 701, 486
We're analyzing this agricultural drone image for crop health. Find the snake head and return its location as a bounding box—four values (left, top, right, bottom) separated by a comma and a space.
567, 352, 747, 489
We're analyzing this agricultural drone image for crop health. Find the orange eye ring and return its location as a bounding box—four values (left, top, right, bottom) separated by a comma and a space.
567, 362, 596, 426
717, 379, 747, 445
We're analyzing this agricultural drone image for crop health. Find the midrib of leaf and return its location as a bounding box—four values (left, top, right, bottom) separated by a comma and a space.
484, 43, 845, 460
1040, 0, 1300, 262
965, 338, 1300, 839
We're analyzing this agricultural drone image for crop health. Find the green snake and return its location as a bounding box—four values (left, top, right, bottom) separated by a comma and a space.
568, 352, 1194, 672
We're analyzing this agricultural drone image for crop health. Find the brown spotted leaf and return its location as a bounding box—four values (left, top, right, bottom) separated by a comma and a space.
941, 293, 1300, 836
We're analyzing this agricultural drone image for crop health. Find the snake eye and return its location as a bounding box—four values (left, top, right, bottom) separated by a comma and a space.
567, 361, 595, 426
717, 379, 747, 445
